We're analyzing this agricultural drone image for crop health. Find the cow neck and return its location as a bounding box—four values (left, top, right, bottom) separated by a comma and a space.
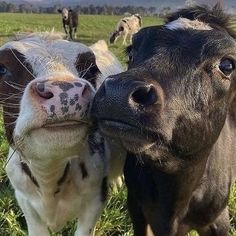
20, 155, 71, 195
126, 149, 211, 235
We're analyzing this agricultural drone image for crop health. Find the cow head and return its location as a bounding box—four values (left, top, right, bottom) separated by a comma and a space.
58, 8, 72, 21
92, 5, 236, 172
0, 33, 101, 161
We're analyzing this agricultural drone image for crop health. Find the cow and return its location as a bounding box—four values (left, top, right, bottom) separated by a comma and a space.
92, 4, 236, 236
1, 33, 124, 236
110, 14, 142, 45
58, 8, 78, 40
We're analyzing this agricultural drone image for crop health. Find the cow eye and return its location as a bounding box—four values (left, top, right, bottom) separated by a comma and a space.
219, 58, 235, 76
0, 64, 7, 75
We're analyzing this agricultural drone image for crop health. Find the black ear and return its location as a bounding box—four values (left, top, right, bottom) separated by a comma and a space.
69, 9, 73, 13
165, 4, 236, 39
58, 9, 62, 13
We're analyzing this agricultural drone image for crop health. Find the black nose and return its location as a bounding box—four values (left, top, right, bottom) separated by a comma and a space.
130, 84, 158, 106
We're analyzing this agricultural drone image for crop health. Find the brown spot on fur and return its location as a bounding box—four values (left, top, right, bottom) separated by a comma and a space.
57, 162, 70, 186
74, 82, 82, 87
101, 176, 108, 202
0, 49, 33, 143
21, 162, 39, 187
51, 81, 74, 91
54, 188, 60, 195
79, 162, 88, 179
75, 51, 100, 88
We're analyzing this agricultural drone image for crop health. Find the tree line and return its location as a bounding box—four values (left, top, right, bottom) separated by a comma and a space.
0, 1, 166, 16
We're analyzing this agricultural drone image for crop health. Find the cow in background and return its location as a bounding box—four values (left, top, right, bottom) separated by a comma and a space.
110, 14, 142, 45
58, 8, 78, 40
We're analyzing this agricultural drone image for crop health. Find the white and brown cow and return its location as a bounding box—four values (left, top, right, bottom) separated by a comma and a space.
110, 14, 142, 45
1, 33, 124, 235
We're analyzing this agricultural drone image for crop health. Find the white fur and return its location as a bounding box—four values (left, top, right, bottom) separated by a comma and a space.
112, 14, 142, 45
62, 8, 69, 20
4, 33, 125, 236
90, 40, 123, 87
165, 17, 212, 31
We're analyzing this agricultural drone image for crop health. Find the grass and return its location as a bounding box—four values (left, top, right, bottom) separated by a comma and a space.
0, 13, 235, 236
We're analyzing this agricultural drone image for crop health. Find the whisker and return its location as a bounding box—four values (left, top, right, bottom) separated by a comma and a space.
2, 111, 19, 117
0, 91, 23, 96
10, 48, 36, 80
0, 93, 23, 103
6, 81, 26, 88
4, 121, 16, 128
0, 104, 19, 109
4, 144, 19, 168
4, 81, 24, 91
0, 101, 20, 106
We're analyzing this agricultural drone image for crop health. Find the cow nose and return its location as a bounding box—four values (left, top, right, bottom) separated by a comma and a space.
129, 84, 159, 106
33, 81, 93, 100
35, 82, 54, 99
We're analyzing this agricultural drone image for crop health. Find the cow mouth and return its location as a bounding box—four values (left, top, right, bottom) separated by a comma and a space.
42, 120, 90, 130
98, 119, 162, 152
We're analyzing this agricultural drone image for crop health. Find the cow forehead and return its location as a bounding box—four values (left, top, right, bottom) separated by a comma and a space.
133, 26, 236, 59
0, 37, 92, 76
130, 26, 236, 78
165, 18, 212, 31
62, 8, 68, 14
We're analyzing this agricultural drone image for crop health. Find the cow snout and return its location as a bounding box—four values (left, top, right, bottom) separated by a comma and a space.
92, 75, 164, 125
33, 81, 92, 101
31, 79, 94, 120
101, 76, 163, 109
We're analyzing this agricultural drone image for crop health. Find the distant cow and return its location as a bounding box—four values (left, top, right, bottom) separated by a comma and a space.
58, 8, 78, 40
110, 14, 142, 45
2, 33, 124, 235
92, 4, 236, 236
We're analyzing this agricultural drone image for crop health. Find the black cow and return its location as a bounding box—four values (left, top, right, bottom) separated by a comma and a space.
58, 8, 78, 40
92, 4, 236, 236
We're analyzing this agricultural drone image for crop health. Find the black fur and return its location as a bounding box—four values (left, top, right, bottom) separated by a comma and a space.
101, 177, 108, 202
92, 4, 236, 236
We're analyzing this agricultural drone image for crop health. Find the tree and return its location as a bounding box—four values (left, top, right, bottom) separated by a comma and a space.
159, 6, 171, 17
7, 3, 16, 12
149, 6, 156, 15
185, 0, 196, 7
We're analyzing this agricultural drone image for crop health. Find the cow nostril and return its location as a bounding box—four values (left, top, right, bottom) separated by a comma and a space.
82, 84, 92, 99
35, 82, 54, 99
131, 85, 158, 106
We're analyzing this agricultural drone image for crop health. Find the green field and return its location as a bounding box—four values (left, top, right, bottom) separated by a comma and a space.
0, 13, 235, 236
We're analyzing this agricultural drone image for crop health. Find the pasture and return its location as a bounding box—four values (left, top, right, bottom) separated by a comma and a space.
0, 13, 235, 236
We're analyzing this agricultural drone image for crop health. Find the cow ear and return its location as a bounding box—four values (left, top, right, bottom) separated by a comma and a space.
58, 9, 62, 13
69, 9, 73, 13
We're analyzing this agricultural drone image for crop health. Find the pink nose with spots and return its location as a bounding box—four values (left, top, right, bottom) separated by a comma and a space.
31, 80, 94, 120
